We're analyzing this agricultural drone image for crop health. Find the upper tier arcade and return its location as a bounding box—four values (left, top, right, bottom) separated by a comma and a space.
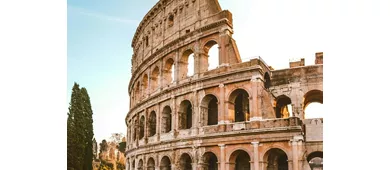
129, 0, 242, 95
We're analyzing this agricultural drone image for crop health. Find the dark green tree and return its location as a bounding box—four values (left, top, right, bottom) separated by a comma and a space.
99, 139, 108, 159
117, 142, 126, 154
81, 87, 94, 170
67, 82, 95, 170
68, 83, 83, 170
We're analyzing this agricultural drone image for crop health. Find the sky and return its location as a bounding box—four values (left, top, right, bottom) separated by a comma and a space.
67, 0, 325, 144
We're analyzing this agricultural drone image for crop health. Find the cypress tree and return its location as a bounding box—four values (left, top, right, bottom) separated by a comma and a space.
67, 83, 95, 170
81, 87, 94, 170
67, 83, 82, 170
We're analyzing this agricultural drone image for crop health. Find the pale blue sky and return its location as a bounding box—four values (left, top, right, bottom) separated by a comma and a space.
67, 0, 325, 144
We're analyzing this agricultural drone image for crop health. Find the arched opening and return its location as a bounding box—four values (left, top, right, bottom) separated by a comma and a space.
163, 58, 175, 86
132, 160, 135, 170
132, 120, 137, 141
148, 111, 157, 137
131, 92, 135, 108
160, 156, 172, 170
264, 148, 289, 170
147, 157, 155, 170
229, 150, 251, 170
128, 127, 132, 144
138, 159, 144, 170
228, 89, 250, 122
139, 116, 145, 139
307, 151, 323, 170
151, 66, 160, 92
187, 54, 194, 77
275, 95, 292, 118
161, 106, 172, 133
200, 94, 219, 126
179, 100, 193, 129
303, 90, 323, 119
145, 36, 149, 47
168, 14, 174, 27
264, 72, 271, 89
204, 40, 219, 70
135, 82, 140, 100
202, 152, 218, 170
179, 153, 193, 170
142, 74, 148, 97
179, 49, 195, 80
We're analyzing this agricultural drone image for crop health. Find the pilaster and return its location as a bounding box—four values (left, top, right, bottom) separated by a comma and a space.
251, 142, 260, 170
218, 144, 226, 170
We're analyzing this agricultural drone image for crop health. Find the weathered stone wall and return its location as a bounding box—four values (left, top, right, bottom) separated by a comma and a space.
126, 1, 323, 170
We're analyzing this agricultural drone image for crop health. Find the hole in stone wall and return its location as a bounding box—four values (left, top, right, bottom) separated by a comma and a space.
139, 116, 145, 139
303, 90, 323, 119
179, 100, 193, 129
204, 41, 219, 70
161, 106, 172, 133
148, 111, 156, 137
275, 95, 292, 118
179, 153, 192, 170
168, 15, 174, 27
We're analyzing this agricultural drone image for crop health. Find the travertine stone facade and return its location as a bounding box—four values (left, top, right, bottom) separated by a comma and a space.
125, 0, 323, 170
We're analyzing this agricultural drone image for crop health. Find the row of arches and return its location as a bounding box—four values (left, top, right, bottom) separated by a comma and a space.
131, 89, 251, 141
130, 89, 323, 141
131, 40, 219, 104
128, 149, 322, 170
274, 90, 323, 119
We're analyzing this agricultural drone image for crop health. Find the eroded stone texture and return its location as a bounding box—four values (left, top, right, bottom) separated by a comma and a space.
125, 0, 323, 170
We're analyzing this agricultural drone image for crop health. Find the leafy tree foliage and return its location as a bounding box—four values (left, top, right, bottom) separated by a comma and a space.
67, 82, 95, 170
99, 140, 108, 153
98, 160, 113, 170
118, 142, 126, 153
81, 87, 94, 170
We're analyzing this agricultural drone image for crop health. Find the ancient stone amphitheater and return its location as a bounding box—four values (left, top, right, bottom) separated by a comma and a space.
125, 0, 323, 170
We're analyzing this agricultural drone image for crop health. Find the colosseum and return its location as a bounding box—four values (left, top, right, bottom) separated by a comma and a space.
125, 0, 323, 170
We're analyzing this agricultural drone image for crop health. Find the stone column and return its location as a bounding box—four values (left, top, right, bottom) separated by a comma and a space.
147, 68, 151, 97
171, 95, 177, 137
291, 139, 299, 170
159, 59, 164, 91
127, 123, 131, 149
218, 29, 228, 65
157, 103, 161, 142
192, 90, 199, 135
144, 108, 149, 144
297, 138, 304, 169
195, 52, 209, 74
218, 144, 226, 170
293, 141, 298, 170
218, 84, 226, 124
250, 76, 261, 121
251, 142, 260, 170
174, 50, 179, 84
191, 163, 197, 170
125, 157, 129, 170
136, 114, 139, 147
